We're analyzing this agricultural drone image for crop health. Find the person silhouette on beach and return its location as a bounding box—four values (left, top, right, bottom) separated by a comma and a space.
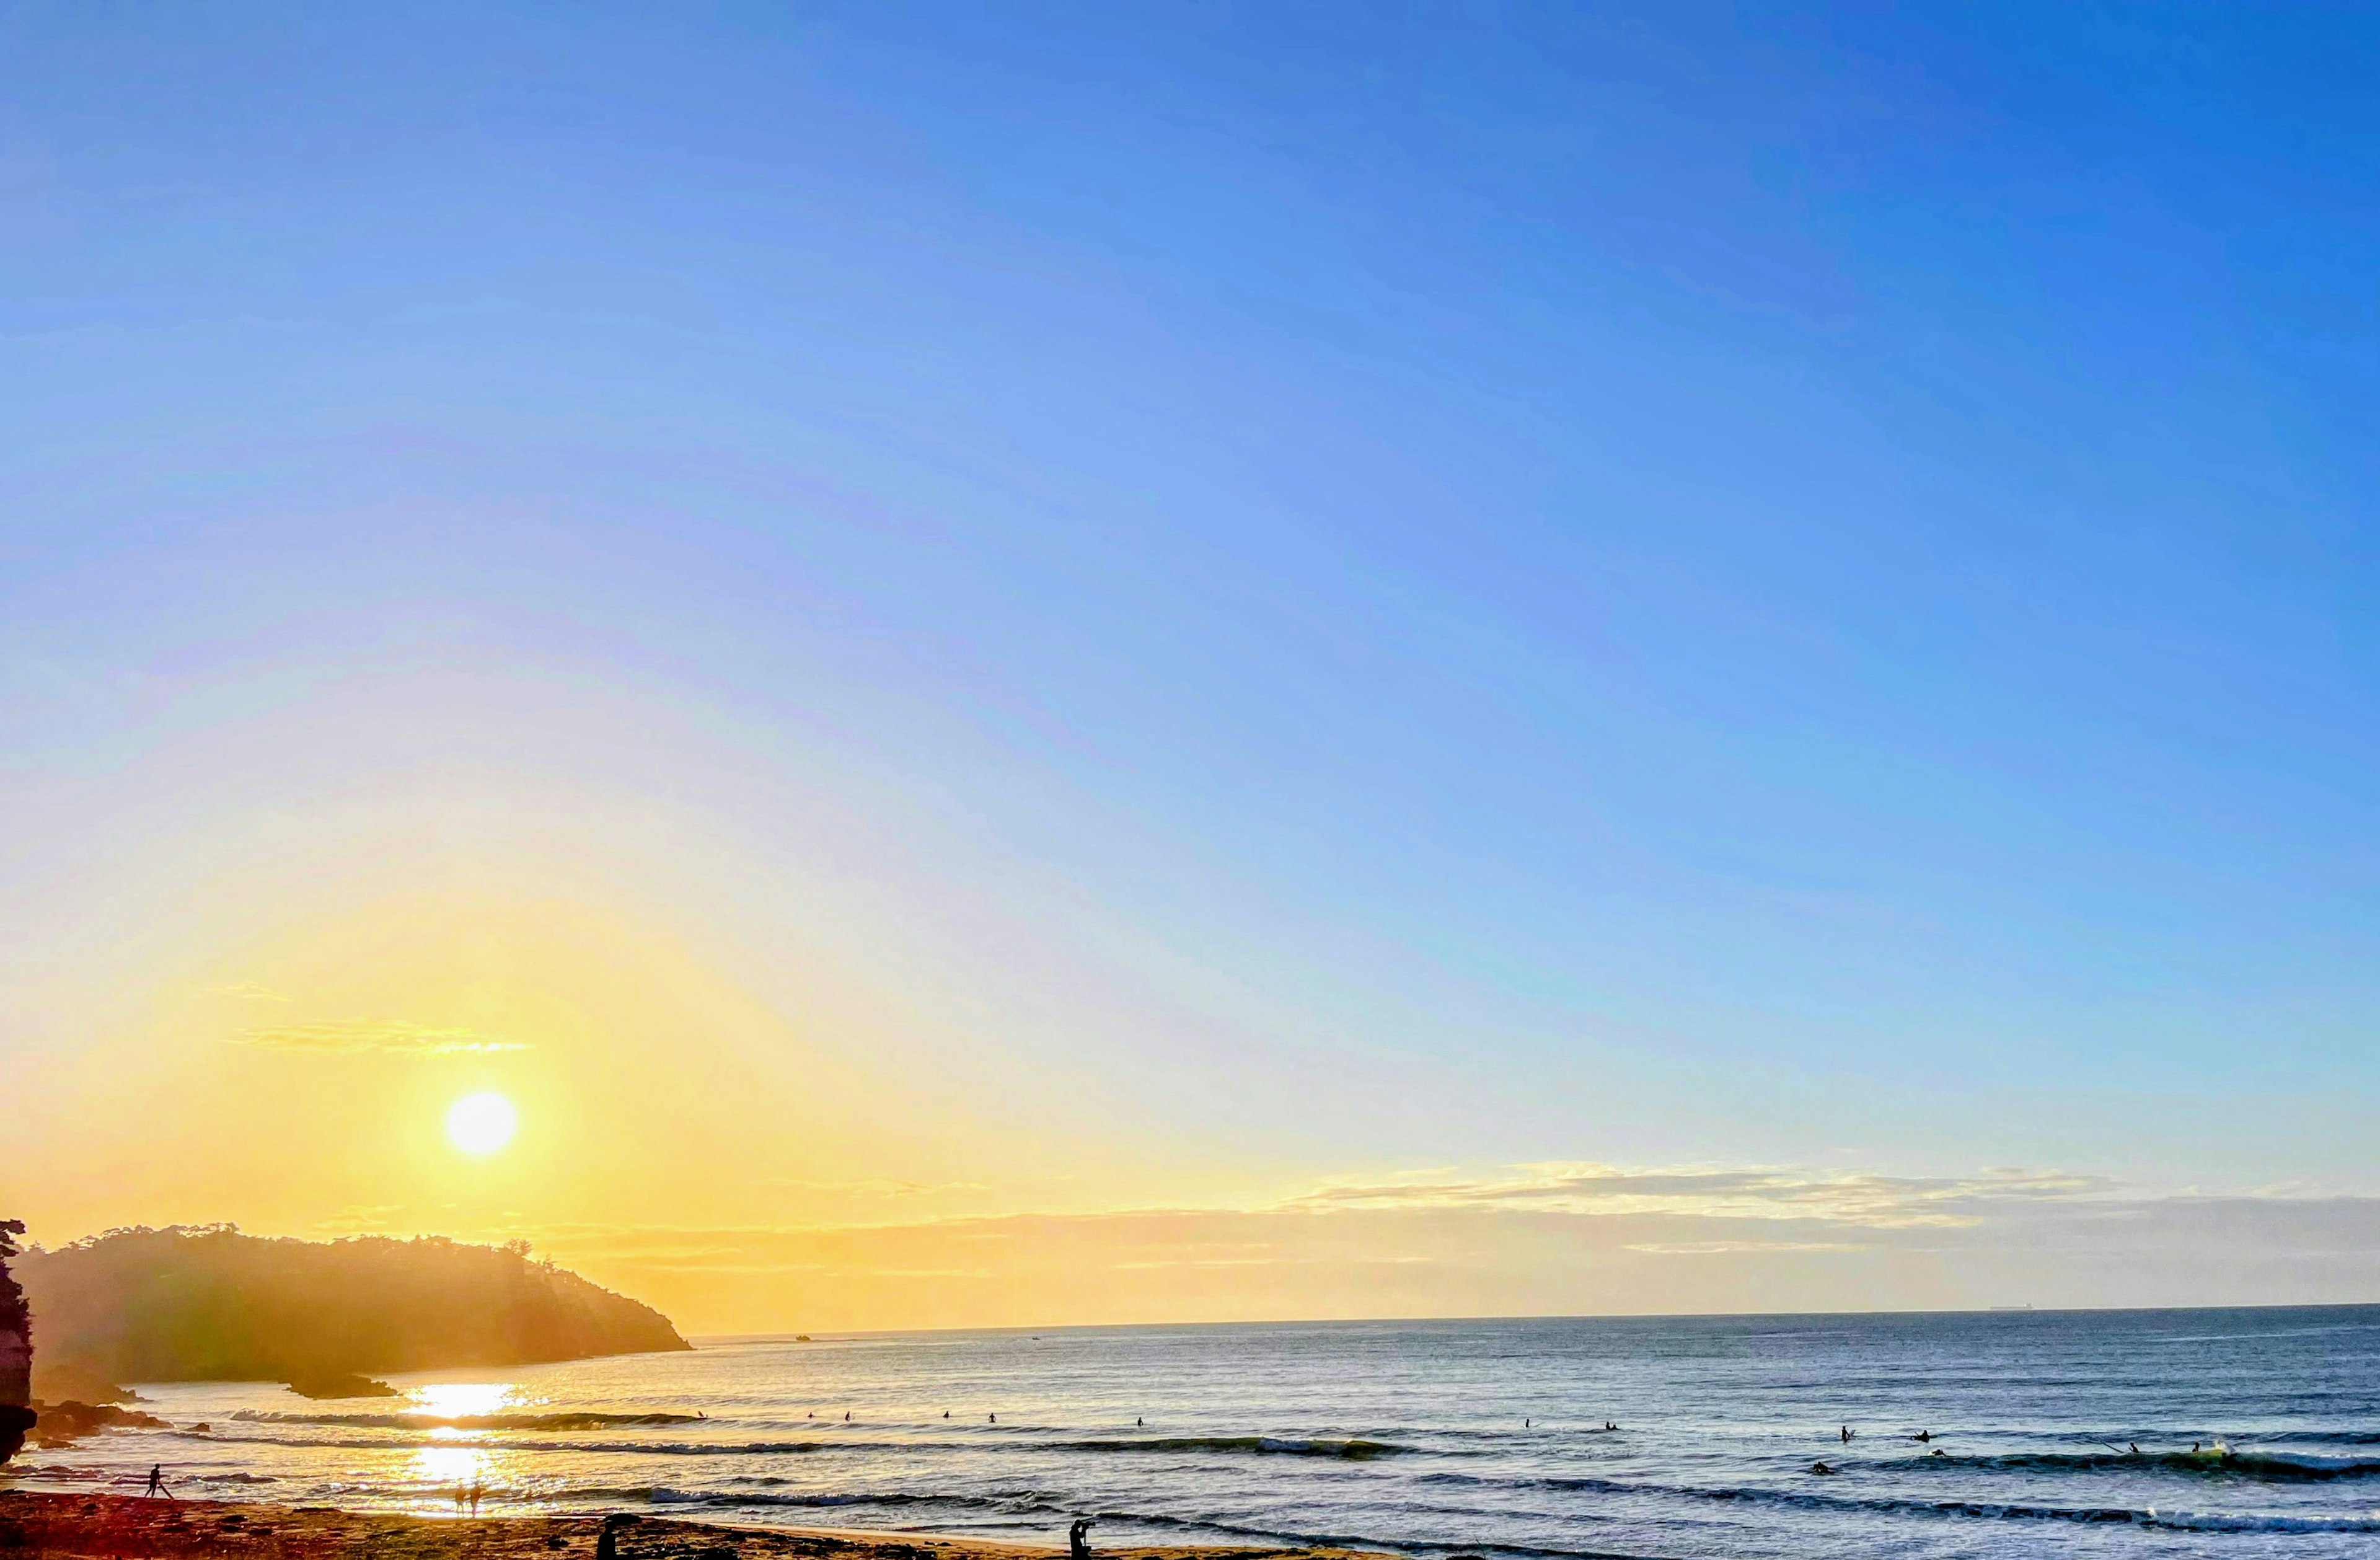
142, 1465, 174, 1500
597, 1514, 632, 1560
1069, 1518, 1095, 1560
469, 1480, 483, 1516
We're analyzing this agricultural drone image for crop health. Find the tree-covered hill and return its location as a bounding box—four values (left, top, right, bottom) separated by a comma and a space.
19, 1226, 687, 1395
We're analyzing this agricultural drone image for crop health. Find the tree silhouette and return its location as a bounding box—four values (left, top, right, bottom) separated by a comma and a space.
0, 1218, 35, 1465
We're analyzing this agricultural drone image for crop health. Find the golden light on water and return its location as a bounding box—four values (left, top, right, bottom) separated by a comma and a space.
411, 1382, 517, 1421
406, 1382, 520, 1509
445, 1092, 518, 1155
410, 1443, 491, 1482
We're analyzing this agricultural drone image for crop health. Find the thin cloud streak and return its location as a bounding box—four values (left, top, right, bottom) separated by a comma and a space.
232, 1021, 529, 1057
1279, 1163, 2116, 1227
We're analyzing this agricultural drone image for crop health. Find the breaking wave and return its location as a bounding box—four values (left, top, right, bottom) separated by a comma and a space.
231, 1411, 707, 1431
1049, 1435, 1411, 1459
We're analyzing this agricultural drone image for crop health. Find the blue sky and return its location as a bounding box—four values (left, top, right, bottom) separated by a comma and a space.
8, 3, 2380, 1311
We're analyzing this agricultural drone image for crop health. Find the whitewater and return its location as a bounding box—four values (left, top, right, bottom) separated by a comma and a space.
17, 1307, 2380, 1559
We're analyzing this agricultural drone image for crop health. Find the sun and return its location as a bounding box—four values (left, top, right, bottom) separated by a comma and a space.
446, 1091, 518, 1155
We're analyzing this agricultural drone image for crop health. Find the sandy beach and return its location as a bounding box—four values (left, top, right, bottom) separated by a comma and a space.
0, 1494, 1393, 1560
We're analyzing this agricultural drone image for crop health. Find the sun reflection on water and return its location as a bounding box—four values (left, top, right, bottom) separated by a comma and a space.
409, 1443, 490, 1487
409, 1382, 520, 1421
405, 1440, 513, 1515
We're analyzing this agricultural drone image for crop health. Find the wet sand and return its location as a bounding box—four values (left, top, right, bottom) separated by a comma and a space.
0, 1494, 1397, 1560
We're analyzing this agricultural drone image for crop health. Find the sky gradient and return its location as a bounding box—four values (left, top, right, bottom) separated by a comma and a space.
7, 2, 2380, 1331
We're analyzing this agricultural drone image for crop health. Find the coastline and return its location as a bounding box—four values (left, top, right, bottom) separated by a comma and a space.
0, 1494, 1398, 1560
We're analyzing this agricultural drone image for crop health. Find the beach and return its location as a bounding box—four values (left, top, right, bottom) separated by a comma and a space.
0, 1493, 1387, 1560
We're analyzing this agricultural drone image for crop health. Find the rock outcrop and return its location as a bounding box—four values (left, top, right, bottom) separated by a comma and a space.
283, 1371, 400, 1399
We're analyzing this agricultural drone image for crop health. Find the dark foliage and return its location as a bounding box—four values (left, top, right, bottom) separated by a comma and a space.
1, 1218, 32, 1463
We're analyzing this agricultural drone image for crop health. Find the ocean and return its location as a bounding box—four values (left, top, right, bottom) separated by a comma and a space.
16, 1307, 2380, 1559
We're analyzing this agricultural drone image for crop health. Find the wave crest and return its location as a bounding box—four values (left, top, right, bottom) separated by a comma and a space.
230, 1411, 706, 1431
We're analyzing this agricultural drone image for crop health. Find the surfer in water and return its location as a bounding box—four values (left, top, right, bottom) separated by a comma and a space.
1840, 1425, 1855, 1444
1912, 1430, 1931, 1443
1809, 1460, 1835, 1475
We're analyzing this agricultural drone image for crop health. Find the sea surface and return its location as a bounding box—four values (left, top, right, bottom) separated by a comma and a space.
16, 1308, 2380, 1559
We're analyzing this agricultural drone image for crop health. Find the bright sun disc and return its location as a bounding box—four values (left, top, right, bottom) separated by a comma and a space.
446, 1091, 517, 1155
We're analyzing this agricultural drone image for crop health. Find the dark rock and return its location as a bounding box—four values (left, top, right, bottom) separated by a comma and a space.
30, 1399, 171, 1445
0, 1404, 33, 1467
283, 1372, 400, 1399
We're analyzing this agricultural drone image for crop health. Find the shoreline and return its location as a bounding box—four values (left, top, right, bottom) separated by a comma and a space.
0, 1493, 1399, 1560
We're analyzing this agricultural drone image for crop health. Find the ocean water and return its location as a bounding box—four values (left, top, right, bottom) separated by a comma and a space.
15, 1308, 2380, 1559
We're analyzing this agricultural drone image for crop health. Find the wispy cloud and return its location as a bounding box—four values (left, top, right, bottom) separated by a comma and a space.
232, 1021, 528, 1057
208, 981, 292, 1003
1279, 1162, 2115, 1227
756, 1178, 991, 1198
1623, 1240, 1867, 1254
